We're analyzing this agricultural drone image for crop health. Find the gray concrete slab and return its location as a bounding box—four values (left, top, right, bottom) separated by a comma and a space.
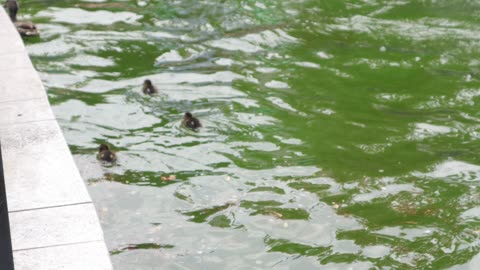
0, 7, 14, 27
0, 52, 34, 71
0, 97, 55, 126
0, 35, 24, 55
1, 120, 91, 212
10, 203, 104, 250
0, 9, 24, 52
0, 20, 18, 37
0, 66, 47, 103
13, 241, 112, 270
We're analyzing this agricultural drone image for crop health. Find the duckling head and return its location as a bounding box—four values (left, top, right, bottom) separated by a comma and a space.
99, 143, 110, 152
184, 112, 193, 119
144, 79, 153, 87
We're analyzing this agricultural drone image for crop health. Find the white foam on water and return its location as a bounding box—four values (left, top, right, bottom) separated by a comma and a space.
328, 15, 480, 42
37, 8, 142, 25
27, 38, 80, 57
353, 184, 422, 202
316, 108, 336, 115
235, 112, 277, 126
256, 67, 279, 73
254, 2, 267, 9
295, 62, 321, 69
267, 97, 297, 112
155, 50, 183, 64
274, 136, 303, 145
408, 123, 454, 140
231, 141, 280, 152
375, 226, 438, 241
66, 54, 115, 67
362, 245, 391, 259
414, 160, 480, 182
357, 143, 391, 154
316, 51, 333, 59
375, 93, 411, 102
456, 88, 480, 105
208, 29, 297, 53
460, 207, 480, 220
265, 80, 289, 89
214, 58, 236, 66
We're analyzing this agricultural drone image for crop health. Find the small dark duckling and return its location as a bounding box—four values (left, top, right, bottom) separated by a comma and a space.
142, 79, 157, 95
4, 0, 17, 22
182, 112, 202, 130
98, 144, 116, 162
15, 21, 39, 37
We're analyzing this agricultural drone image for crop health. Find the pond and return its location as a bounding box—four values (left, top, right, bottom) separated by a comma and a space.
21, 0, 480, 269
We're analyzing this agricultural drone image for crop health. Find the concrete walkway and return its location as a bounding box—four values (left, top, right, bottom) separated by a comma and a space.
0, 9, 112, 270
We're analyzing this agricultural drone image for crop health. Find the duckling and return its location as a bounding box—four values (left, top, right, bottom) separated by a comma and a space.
182, 112, 202, 130
98, 144, 116, 162
4, 0, 39, 37
4, 0, 17, 22
142, 79, 157, 95
14, 21, 39, 37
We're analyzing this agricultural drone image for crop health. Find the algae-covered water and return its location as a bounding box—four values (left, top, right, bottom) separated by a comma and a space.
20, 0, 480, 269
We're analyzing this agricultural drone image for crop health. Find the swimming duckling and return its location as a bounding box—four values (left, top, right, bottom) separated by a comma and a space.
142, 79, 157, 95
182, 112, 202, 130
14, 21, 39, 37
98, 144, 116, 162
4, 0, 17, 22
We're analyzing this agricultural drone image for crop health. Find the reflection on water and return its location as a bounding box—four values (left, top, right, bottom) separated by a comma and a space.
22, 0, 480, 269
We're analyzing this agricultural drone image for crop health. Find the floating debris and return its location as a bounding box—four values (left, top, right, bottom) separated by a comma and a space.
161, 175, 176, 181
265, 210, 283, 219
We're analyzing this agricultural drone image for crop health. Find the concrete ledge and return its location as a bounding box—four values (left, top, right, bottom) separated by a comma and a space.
0, 52, 33, 71
0, 10, 25, 54
10, 204, 104, 250
0, 98, 55, 127
13, 241, 112, 270
0, 8, 112, 269
2, 121, 91, 212
0, 66, 46, 103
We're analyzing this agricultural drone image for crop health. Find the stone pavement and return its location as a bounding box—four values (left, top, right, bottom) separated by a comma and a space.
0, 8, 112, 270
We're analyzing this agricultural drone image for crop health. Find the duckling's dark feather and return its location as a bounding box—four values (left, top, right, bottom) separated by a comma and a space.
182, 113, 202, 130
98, 144, 116, 162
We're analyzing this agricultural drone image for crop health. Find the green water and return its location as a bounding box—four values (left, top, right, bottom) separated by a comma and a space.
20, 0, 480, 269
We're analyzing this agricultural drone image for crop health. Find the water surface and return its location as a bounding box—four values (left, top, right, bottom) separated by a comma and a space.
21, 0, 480, 269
